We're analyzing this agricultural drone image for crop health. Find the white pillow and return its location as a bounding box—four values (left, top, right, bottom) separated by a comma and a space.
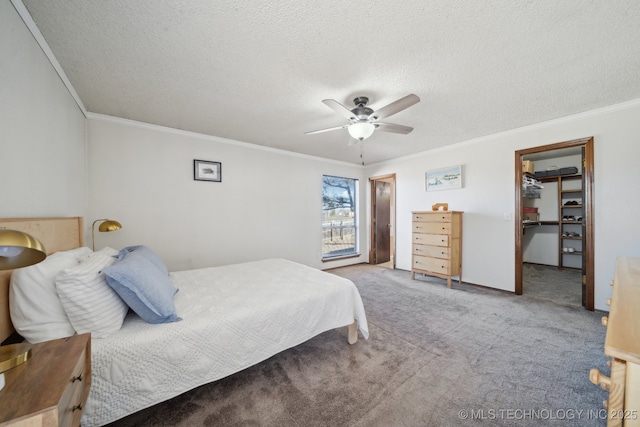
9, 246, 93, 343
55, 247, 129, 338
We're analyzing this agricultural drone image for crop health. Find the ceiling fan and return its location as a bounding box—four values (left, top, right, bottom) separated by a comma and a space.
305, 94, 420, 141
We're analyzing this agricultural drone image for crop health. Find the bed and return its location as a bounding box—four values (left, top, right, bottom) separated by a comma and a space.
0, 217, 369, 427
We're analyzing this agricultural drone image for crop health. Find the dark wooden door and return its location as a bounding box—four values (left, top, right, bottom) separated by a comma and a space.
581, 146, 587, 307
374, 181, 391, 264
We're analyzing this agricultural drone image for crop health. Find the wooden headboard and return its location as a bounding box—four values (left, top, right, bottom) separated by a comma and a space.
0, 217, 83, 343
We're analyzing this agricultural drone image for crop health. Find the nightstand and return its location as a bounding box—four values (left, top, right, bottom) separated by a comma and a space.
0, 333, 91, 427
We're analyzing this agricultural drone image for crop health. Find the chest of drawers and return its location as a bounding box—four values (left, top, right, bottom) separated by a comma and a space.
0, 333, 91, 427
590, 257, 640, 427
411, 211, 463, 288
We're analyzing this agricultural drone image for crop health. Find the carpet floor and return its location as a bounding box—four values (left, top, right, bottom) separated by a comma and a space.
106, 264, 609, 427
523, 263, 583, 308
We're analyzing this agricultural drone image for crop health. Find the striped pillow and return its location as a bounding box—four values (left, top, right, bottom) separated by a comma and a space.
55, 247, 129, 338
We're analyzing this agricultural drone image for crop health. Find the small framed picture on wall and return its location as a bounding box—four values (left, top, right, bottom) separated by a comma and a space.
194, 159, 222, 182
426, 165, 462, 191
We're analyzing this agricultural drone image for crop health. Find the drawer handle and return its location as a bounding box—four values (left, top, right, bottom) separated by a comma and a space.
601, 316, 608, 327
589, 368, 611, 390
606, 298, 611, 306
71, 373, 83, 383
441, 239, 445, 243
72, 403, 84, 412
441, 227, 445, 230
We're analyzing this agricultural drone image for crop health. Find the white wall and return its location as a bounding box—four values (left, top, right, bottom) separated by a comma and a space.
365, 100, 640, 311
87, 115, 367, 272
0, 1, 86, 218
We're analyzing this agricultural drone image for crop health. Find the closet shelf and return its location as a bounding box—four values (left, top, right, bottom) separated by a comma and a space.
522, 221, 541, 228
540, 173, 581, 182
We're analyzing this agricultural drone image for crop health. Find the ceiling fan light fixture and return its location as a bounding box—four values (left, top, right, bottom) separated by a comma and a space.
348, 122, 375, 141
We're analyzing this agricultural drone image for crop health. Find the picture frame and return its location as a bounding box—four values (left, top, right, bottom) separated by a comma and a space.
426, 165, 462, 191
194, 159, 222, 182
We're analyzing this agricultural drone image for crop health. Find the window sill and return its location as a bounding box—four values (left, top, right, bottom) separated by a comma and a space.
322, 253, 361, 263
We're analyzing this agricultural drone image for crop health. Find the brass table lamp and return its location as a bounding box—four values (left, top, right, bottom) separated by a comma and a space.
92, 219, 122, 250
0, 228, 47, 390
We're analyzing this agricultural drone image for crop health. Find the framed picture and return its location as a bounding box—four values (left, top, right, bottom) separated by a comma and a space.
426, 165, 462, 191
194, 159, 222, 182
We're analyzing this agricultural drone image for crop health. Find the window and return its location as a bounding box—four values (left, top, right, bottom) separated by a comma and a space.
322, 175, 358, 260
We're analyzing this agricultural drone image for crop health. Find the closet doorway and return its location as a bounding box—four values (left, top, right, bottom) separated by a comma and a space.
515, 137, 594, 310
369, 174, 396, 268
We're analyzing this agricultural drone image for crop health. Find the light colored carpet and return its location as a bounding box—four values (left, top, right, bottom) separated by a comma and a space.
523, 263, 582, 308
106, 264, 609, 427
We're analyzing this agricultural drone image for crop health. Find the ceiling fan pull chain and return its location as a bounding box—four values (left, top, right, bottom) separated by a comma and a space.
361, 142, 365, 166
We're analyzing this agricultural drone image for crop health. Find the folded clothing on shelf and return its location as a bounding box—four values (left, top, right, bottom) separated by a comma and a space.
559, 166, 579, 175
534, 166, 579, 178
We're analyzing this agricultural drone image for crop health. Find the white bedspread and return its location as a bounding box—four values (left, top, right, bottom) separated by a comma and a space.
83, 259, 368, 427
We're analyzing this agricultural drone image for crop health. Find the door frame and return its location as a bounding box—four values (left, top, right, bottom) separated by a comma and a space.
514, 136, 594, 310
369, 173, 396, 267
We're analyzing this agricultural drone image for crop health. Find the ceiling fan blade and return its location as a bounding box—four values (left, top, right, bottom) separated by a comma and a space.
322, 99, 357, 120
375, 122, 414, 134
371, 94, 420, 120
305, 124, 349, 135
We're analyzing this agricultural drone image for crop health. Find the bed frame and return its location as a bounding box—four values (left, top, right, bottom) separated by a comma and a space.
0, 217, 83, 344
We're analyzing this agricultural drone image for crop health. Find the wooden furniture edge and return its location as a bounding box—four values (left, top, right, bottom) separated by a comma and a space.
0, 333, 91, 425
605, 257, 640, 365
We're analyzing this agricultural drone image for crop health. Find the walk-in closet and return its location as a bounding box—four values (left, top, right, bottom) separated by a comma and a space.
516, 137, 594, 310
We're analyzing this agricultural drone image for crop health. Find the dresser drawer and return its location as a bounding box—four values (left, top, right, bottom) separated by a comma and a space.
413, 244, 450, 259
58, 347, 88, 427
412, 222, 451, 234
413, 212, 452, 223
413, 233, 449, 247
413, 255, 450, 274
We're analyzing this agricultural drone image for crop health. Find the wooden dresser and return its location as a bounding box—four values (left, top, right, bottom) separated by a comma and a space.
0, 333, 91, 427
590, 257, 640, 426
411, 211, 463, 288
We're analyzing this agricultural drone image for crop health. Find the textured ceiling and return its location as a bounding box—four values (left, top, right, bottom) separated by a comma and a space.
19, 0, 640, 164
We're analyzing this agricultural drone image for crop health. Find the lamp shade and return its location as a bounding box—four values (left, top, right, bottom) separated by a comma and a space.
0, 229, 46, 270
92, 219, 122, 250
98, 220, 122, 232
348, 122, 375, 141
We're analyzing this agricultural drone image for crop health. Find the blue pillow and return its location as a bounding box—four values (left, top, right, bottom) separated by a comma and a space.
103, 246, 180, 324
116, 245, 168, 275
